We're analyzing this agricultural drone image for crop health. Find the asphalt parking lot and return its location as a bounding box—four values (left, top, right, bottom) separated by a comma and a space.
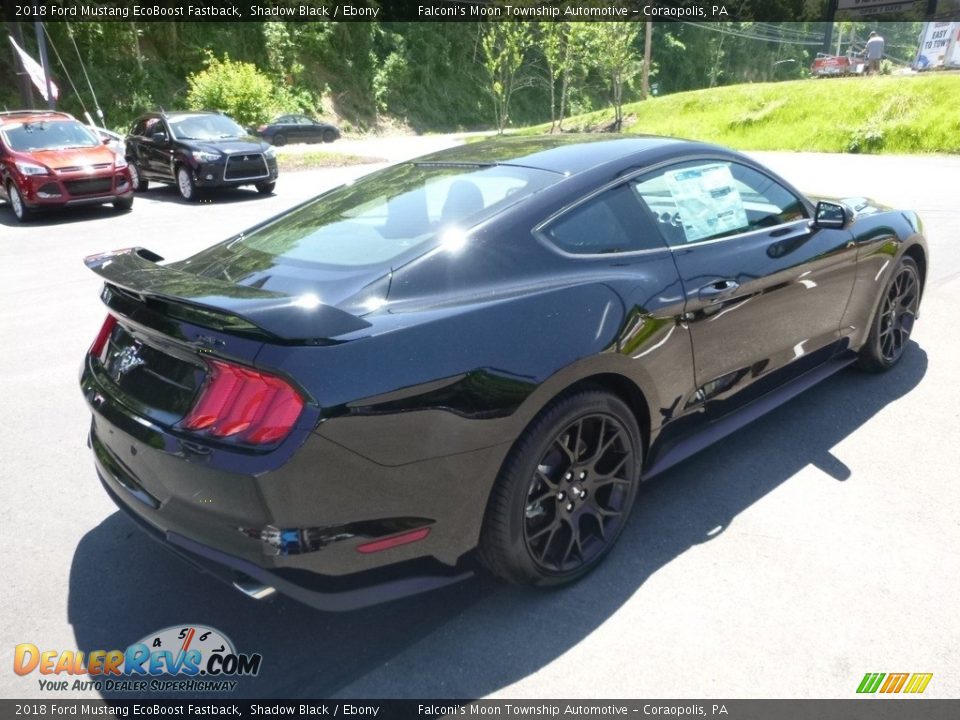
1, 144, 958, 700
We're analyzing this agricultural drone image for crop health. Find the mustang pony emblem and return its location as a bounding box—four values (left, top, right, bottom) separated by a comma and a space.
111, 343, 145, 382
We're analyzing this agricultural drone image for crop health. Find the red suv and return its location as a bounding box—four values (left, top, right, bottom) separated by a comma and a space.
0, 110, 133, 222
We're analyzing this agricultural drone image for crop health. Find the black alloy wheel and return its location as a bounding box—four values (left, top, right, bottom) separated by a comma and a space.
858, 256, 920, 372
322, 129, 336, 143
479, 390, 641, 586
273, 134, 287, 147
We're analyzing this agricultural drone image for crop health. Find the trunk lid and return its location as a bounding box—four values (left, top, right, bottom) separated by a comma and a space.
85, 247, 373, 342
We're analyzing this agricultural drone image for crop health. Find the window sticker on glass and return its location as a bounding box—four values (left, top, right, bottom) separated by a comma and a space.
664, 164, 749, 242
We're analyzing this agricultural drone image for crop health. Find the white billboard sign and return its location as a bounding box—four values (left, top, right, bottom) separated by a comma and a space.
915, 22, 957, 70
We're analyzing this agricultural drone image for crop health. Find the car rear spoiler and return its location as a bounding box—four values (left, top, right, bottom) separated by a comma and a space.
84, 247, 371, 341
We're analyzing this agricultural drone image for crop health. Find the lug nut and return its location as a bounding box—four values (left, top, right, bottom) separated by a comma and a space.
558, 491, 566, 501
579, 490, 587, 499
564, 472, 572, 480
566, 503, 574, 512
579, 471, 587, 480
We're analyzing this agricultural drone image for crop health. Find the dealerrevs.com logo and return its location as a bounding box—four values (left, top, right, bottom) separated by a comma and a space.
13, 625, 262, 693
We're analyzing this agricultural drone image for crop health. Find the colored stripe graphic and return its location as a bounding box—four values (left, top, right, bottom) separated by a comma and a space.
857, 673, 885, 693
880, 673, 909, 693
857, 672, 932, 694
903, 673, 933, 694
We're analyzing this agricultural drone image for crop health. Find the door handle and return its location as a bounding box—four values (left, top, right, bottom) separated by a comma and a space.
698, 279, 740, 302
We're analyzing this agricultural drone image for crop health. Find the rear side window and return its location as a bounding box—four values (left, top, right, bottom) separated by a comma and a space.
542, 184, 666, 255
199, 162, 560, 269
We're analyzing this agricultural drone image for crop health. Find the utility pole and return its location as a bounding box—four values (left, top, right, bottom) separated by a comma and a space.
33, 1, 54, 109
822, 0, 838, 55
641, 21, 652, 100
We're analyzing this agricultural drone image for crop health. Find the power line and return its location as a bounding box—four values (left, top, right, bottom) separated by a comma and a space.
66, 23, 104, 125
679, 22, 826, 46
41, 24, 88, 117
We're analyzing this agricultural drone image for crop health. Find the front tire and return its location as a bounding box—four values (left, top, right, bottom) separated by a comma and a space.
478, 390, 642, 587
856, 256, 920, 372
113, 196, 133, 212
255, 181, 276, 195
176, 165, 197, 202
272, 134, 287, 147
128, 161, 148, 192
322, 129, 337, 143
8, 183, 32, 222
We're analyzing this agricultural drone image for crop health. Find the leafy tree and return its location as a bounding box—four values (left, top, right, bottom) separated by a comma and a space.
588, 23, 641, 131
480, 21, 533, 133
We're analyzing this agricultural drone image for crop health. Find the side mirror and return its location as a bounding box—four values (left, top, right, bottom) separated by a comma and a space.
813, 201, 850, 229
151, 132, 168, 145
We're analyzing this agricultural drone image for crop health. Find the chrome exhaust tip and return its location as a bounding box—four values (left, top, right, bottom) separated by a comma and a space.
232, 577, 277, 600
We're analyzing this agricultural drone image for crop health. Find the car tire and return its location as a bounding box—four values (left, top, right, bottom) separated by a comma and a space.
113, 196, 134, 212
255, 182, 276, 195
856, 256, 921, 373
477, 389, 642, 587
128, 162, 148, 192
322, 129, 337, 144
7, 183, 33, 223
273, 134, 287, 147
176, 165, 197, 202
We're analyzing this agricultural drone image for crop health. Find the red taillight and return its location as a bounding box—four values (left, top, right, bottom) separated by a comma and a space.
182, 359, 304, 445
89, 315, 117, 358
356, 527, 431, 554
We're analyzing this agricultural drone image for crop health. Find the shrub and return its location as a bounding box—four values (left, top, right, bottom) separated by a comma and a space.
185, 55, 288, 127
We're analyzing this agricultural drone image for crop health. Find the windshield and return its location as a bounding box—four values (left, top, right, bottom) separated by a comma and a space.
182, 162, 560, 279
168, 114, 246, 141
1, 120, 100, 152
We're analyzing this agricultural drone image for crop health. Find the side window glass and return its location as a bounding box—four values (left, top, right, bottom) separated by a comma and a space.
632, 161, 807, 247
543, 184, 666, 255
131, 120, 146, 136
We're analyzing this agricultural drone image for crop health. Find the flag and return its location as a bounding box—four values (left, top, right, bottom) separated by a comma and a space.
8, 35, 59, 102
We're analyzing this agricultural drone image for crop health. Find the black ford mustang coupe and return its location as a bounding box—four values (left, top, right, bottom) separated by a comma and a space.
81, 136, 926, 610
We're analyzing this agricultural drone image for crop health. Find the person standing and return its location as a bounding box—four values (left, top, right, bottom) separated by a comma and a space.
865, 31, 885, 74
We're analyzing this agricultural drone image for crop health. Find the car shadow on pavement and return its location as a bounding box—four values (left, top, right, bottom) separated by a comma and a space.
68, 344, 927, 700
133, 185, 274, 206
0, 203, 130, 227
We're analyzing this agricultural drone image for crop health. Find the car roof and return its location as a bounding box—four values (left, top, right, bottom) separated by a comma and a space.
139, 110, 221, 120
412, 135, 712, 176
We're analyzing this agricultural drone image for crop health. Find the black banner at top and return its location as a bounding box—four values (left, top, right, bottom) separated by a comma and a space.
5, 0, 958, 23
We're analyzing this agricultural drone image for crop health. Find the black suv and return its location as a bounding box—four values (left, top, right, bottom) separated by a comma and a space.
125, 111, 279, 201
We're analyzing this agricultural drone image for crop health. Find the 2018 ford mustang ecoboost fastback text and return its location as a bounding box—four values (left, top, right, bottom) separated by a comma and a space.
80, 136, 927, 610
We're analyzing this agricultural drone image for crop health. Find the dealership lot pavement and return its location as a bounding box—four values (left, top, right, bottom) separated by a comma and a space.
1, 147, 958, 700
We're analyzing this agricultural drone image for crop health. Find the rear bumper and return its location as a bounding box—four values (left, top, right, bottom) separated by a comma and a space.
95, 457, 472, 612
81, 356, 490, 610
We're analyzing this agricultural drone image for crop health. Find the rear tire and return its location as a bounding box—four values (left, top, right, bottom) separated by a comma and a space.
272, 134, 287, 147
255, 181, 276, 195
478, 390, 642, 587
856, 256, 920, 373
8, 183, 32, 223
176, 165, 197, 202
